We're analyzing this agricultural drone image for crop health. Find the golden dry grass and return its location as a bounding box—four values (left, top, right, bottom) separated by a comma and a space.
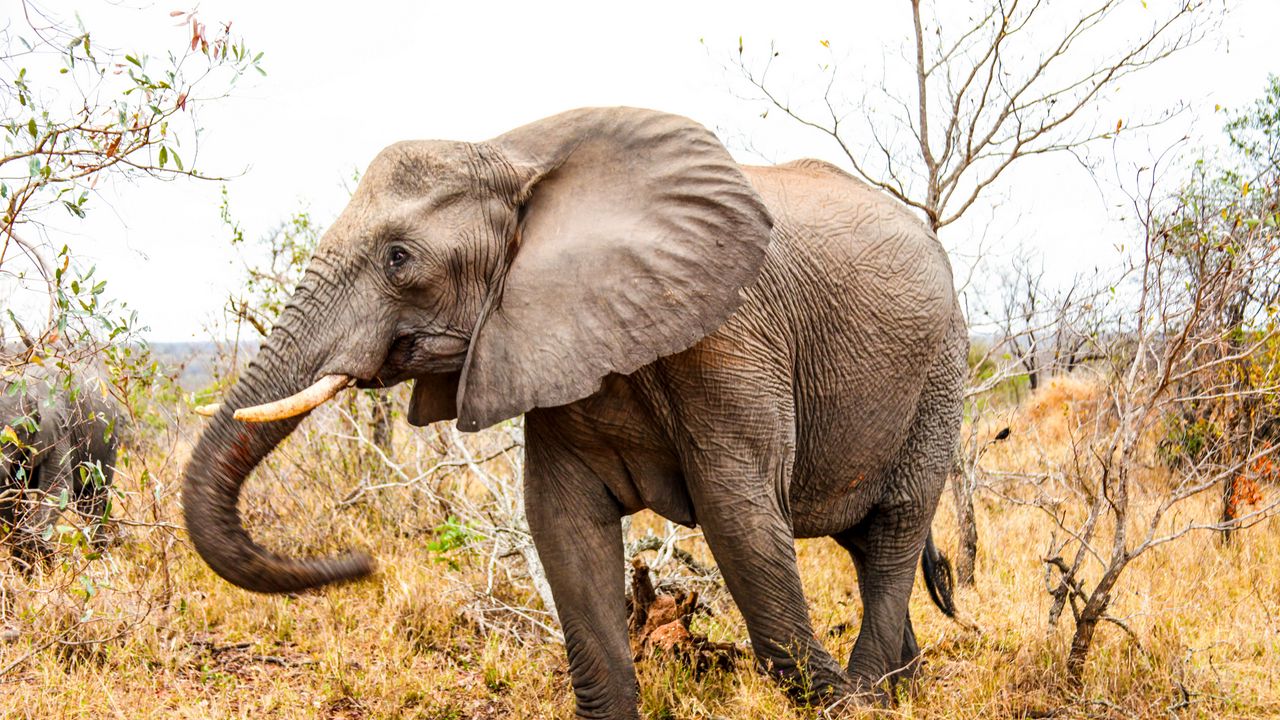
1, 389, 1278, 719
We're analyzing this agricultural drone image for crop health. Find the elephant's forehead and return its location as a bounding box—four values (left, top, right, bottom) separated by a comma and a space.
361, 140, 476, 199
318, 140, 478, 253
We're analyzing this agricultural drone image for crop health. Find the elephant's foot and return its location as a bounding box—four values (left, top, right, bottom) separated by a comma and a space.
573, 704, 640, 720
803, 676, 895, 719
839, 659, 924, 710
760, 655, 863, 711
854, 671, 899, 703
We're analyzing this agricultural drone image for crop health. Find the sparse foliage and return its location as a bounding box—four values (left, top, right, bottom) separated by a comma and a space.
1, 1, 263, 372
1, 0, 262, 686
734, 0, 1212, 232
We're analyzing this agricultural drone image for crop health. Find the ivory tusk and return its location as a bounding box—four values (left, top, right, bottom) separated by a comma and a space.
193, 403, 222, 417
233, 374, 352, 423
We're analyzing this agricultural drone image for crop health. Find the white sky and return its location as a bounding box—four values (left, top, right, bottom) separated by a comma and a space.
7, 1, 1280, 341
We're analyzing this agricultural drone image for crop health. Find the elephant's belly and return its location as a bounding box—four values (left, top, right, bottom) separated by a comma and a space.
615, 448, 697, 527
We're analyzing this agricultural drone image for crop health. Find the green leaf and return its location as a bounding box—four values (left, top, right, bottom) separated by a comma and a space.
158, 146, 168, 167
62, 200, 86, 218
27, 117, 37, 139
0, 425, 21, 447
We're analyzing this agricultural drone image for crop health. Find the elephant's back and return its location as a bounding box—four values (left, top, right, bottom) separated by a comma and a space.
740, 159, 956, 359
739, 161, 960, 533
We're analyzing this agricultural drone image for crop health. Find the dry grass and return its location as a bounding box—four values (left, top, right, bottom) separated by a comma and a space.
1, 389, 1278, 719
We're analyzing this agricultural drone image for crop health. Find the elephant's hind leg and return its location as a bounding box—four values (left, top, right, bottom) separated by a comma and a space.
833, 318, 965, 692
9, 462, 62, 572
832, 522, 926, 694
72, 443, 117, 548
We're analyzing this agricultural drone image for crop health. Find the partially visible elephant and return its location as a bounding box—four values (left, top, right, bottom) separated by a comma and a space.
183, 107, 966, 717
0, 369, 121, 569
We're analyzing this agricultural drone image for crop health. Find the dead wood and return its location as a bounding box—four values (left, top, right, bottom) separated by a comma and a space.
626, 557, 745, 674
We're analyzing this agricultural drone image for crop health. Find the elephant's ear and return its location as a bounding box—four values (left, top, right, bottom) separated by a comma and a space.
455, 107, 773, 432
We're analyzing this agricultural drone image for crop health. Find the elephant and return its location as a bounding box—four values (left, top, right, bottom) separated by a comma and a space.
182, 107, 966, 717
1, 368, 121, 570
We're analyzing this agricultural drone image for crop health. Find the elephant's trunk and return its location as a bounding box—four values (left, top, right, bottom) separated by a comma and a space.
182, 275, 374, 593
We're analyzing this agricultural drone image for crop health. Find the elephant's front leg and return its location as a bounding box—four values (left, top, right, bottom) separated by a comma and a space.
525, 417, 638, 720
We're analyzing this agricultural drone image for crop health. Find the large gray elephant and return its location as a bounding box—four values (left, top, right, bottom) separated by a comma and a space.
1, 369, 120, 569
183, 107, 966, 716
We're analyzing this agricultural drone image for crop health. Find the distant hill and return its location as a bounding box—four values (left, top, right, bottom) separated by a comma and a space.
150, 341, 257, 391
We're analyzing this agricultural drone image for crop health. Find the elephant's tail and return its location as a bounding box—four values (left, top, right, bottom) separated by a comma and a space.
921, 532, 956, 618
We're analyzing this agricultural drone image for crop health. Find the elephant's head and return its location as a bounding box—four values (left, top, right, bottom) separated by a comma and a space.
183, 107, 774, 593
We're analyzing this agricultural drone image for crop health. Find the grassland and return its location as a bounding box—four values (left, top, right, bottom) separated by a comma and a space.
1, 380, 1277, 719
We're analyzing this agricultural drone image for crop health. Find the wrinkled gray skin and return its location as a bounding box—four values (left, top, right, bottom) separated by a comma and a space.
182, 107, 966, 717
1, 370, 120, 570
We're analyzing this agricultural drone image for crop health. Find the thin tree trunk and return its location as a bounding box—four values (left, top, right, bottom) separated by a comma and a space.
1066, 615, 1098, 687
1221, 474, 1238, 544
1066, 571, 1120, 688
370, 391, 393, 457
952, 471, 979, 586
1220, 318, 1252, 545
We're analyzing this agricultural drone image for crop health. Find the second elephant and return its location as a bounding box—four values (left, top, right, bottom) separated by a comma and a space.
0, 369, 121, 569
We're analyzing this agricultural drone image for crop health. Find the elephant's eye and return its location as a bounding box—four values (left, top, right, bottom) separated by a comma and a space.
386, 245, 410, 271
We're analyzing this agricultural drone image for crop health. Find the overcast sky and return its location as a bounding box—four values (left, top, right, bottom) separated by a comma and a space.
6, 1, 1279, 341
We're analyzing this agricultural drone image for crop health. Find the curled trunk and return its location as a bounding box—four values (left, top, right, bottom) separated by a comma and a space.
182, 285, 374, 593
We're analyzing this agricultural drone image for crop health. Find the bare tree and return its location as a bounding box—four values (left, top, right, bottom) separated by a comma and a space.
736, 0, 1211, 232
733, 0, 1216, 584
1016, 142, 1280, 686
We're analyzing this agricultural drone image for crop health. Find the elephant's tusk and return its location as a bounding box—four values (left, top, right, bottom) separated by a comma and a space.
233, 374, 352, 423
193, 403, 222, 417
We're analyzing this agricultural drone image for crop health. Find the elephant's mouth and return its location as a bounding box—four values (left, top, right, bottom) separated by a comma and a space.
355, 331, 468, 389
223, 332, 469, 424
